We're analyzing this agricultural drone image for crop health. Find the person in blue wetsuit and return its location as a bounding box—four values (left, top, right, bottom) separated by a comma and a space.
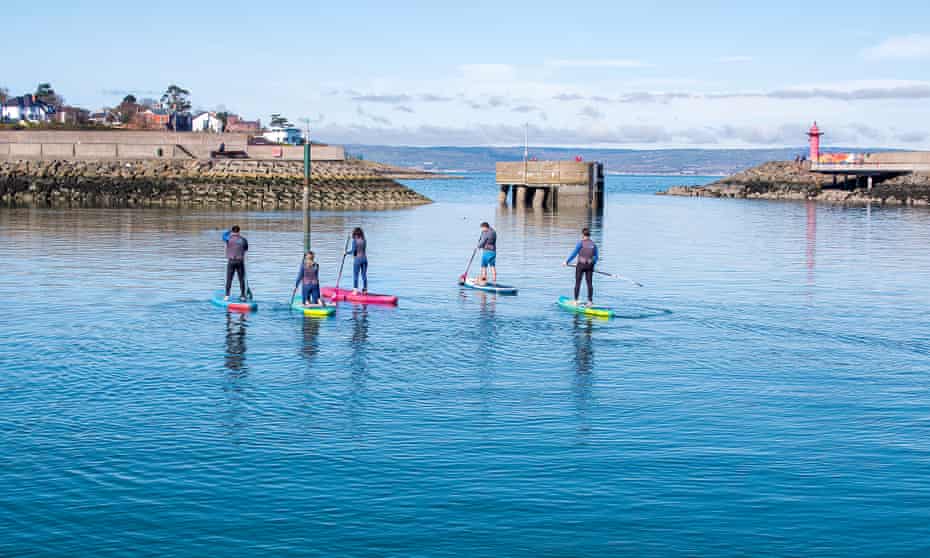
295, 251, 325, 306
347, 227, 368, 294
222, 225, 249, 301
563, 227, 598, 305
477, 222, 497, 285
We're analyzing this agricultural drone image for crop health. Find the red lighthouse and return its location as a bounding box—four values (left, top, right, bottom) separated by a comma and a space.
807, 122, 823, 162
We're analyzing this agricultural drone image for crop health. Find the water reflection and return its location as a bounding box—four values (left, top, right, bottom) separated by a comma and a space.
224, 312, 248, 375
300, 316, 321, 362
350, 305, 370, 373
571, 315, 595, 441
806, 201, 817, 288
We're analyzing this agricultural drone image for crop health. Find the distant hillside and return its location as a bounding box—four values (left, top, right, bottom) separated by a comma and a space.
345, 145, 881, 176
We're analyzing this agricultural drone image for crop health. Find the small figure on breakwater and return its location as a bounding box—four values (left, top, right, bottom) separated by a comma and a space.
476, 222, 497, 285
222, 225, 249, 302
563, 227, 599, 306
295, 251, 326, 307
347, 227, 368, 294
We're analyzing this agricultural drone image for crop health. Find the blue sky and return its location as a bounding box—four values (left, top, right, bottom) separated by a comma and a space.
4, 0, 930, 148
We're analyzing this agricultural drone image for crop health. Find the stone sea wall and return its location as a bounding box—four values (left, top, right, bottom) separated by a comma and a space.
659, 161, 930, 206
0, 159, 432, 209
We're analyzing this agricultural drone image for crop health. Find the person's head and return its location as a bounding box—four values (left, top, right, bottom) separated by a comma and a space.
304, 251, 315, 265
480, 222, 490, 231
353, 227, 364, 239
231, 225, 241, 233
582, 227, 590, 238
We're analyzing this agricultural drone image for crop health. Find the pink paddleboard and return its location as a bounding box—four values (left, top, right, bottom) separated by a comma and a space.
322, 287, 398, 305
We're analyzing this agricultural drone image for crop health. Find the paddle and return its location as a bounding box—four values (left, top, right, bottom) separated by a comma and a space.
332, 234, 351, 300
458, 234, 483, 284
566, 263, 643, 287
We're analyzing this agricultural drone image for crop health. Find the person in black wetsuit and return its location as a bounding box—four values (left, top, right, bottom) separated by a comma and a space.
347, 227, 368, 294
563, 227, 598, 306
222, 225, 249, 301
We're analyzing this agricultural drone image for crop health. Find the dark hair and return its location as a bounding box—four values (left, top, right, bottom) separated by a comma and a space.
231, 225, 241, 233
480, 222, 490, 228
352, 227, 365, 239
582, 228, 590, 237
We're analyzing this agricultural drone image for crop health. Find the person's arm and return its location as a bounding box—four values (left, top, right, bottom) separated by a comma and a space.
242, 238, 249, 252
347, 239, 356, 256
592, 245, 599, 266
295, 265, 304, 287
477, 231, 487, 249
565, 241, 582, 264
222, 230, 230, 243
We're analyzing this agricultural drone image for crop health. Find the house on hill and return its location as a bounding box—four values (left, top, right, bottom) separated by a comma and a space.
263, 126, 304, 145
1, 95, 55, 122
226, 114, 261, 134
193, 112, 224, 133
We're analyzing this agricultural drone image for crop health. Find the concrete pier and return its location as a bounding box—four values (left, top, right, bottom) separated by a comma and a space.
496, 160, 604, 210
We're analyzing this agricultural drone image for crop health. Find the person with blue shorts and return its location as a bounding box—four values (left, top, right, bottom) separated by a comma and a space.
477, 222, 497, 285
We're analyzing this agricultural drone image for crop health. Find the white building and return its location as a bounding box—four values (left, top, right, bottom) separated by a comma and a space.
2, 96, 54, 122
262, 126, 304, 145
192, 112, 224, 133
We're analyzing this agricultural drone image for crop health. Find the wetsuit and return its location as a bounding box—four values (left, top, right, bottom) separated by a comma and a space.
567, 238, 598, 302
223, 231, 249, 299
478, 228, 497, 268
348, 237, 368, 291
295, 262, 321, 304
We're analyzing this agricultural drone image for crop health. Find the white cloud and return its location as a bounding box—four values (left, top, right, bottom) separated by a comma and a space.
544, 58, 651, 69
862, 34, 930, 60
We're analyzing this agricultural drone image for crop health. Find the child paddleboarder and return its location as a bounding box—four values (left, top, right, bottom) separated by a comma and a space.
563, 227, 599, 306
295, 251, 326, 307
222, 225, 249, 302
347, 227, 368, 295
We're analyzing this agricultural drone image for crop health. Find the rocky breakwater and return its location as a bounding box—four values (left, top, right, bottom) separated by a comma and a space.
659, 161, 930, 207
0, 159, 432, 209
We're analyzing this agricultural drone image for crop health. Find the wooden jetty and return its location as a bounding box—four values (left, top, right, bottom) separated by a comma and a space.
496, 160, 604, 209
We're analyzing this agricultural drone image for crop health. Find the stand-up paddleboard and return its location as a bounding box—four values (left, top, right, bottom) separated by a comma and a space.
460, 277, 518, 295
557, 296, 614, 318
211, 291, 258, 312
291, 295, 336, 317
321, 287, 398, 305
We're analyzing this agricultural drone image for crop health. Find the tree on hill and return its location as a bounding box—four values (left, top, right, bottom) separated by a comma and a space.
161, 84, 191, 130
117, 95, 142, 125
0, 87, 8, 103
35, 82, 64, 108
216, 111, 230, 133
269, 113, 290, 128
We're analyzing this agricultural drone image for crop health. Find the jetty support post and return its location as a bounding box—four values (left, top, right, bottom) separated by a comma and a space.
531, 187, 546, 209
514, 186, 528, 208
499, 184, 510, 206
867, 176, 873, 191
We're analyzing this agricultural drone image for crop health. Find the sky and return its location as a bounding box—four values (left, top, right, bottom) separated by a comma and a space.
3, 0, 930, 149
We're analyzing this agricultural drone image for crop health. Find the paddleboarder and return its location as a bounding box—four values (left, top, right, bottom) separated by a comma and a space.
477, 222, 497, 285
563, 228, 599, 306
295, 251, 326, 307
222, 225, 249, 302
347, 227, 368, 295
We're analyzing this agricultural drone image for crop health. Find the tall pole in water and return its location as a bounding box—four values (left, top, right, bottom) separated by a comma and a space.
302, 121, 312, 252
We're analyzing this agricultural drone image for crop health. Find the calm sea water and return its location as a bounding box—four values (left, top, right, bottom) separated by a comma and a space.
2, 174, 930, 557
